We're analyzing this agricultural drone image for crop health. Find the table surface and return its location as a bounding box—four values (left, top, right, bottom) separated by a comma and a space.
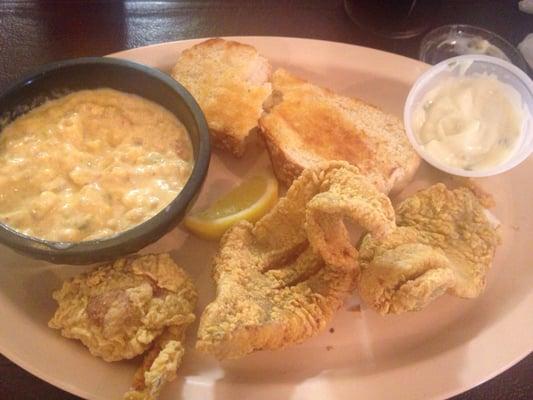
0, 1, 531, 399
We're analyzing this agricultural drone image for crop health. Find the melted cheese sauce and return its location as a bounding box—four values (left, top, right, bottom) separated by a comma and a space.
413, 74, 524, 170
0, 89, 193, 242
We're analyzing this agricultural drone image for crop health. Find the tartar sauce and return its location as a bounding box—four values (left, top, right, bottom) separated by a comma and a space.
413, 73, 524, 170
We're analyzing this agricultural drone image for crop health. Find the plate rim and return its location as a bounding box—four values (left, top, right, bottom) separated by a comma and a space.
0, 35, 531, 400
109, 34, 430, 68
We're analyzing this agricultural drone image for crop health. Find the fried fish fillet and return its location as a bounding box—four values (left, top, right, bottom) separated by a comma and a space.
197, 161, 395, 359
171, 38, 272, 157
358, 183, 501, 314
259, 69, 421, 193
49, 253, 197, 399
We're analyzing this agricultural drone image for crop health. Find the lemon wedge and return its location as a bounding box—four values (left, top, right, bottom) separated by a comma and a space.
184, 175, 279, 240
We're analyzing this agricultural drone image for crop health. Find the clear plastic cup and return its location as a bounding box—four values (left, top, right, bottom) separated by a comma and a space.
419, 24, 529, 72
404, 55, 533, 177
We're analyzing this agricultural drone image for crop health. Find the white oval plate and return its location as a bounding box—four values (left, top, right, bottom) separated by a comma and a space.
0, 37, 531, 400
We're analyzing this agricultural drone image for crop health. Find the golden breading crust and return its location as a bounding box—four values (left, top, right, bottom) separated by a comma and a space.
50, 254, 197, 400
253, 161, 396, 270
259, 69, 421, 193
197, 161, 395, 359
171, 38, 272, 157
124, 326, 187, 400
358, 184, 501, 314
49, 253, 197, 362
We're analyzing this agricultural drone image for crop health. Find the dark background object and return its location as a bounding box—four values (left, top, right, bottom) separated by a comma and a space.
344, 0, 442, 39
0, 0, 531, 399
0, 57, 210, 264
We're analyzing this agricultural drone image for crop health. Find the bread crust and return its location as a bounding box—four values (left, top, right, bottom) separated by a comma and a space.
259, 69, 420, 192
172, 38, 272, 157
260, 120, 304, 185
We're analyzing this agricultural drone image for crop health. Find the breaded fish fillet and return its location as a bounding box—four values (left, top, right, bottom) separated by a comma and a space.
358, 183, 501, 314
171, 38, 272, 157
259, 69, 421, 193
197, 161, 395, 359
49, 253, 197, 400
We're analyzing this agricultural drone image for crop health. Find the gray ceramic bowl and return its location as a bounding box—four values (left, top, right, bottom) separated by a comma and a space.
0, 57, 210, 264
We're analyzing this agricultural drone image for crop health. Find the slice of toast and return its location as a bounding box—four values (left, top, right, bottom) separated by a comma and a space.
259, 69, 420, 193
171, 38, 272, 157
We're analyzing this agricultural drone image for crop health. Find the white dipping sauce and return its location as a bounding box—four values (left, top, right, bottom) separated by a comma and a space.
413, 73, 524, 170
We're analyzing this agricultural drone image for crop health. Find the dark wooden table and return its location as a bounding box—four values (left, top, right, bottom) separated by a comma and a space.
0, 1, 531, 399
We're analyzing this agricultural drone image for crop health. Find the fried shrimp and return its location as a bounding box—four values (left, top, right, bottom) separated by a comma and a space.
124, 326, 188, 400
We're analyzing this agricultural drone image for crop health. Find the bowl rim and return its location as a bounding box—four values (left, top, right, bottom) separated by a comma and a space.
404, 54, 533, 178
419, 23, 530, 72
0, 56, 210, 263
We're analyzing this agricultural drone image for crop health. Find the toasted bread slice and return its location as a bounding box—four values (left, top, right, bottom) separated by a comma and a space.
259, 69, 420, 193
171, 38, 272, 157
